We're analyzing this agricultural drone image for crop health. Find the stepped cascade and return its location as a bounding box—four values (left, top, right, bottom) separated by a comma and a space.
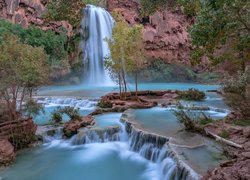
81, 5, 114, 85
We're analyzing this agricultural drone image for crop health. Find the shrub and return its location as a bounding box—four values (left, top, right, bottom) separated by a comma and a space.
97, 101, 113, 108
220, 129, 230, 139
51, 107, 82, 124
223, 72, 249, 95
138, 60, 197, 82
140, 0, 174, 17
51, 108, 63, 124
232, 119, 250, 127
174, 103, 203, 132
59, 107, 82, 121
0, 19, 68, 66
174, 103, 215, 132
22, 100, 45, 118
178, 88, 205, 101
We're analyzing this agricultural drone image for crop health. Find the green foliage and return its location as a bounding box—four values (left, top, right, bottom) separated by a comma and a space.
83, 0, 107, 7
22, 100, 45, 118
177, 0, 201, 16
232, 119, 250, 127
173, 103, 203, 132
178, 88, 205, 101
0, 33, 49, 120
0, 19, 68, 66
139, 60, 197, 82
198, 114, 214, 125
44, 0, 85, 27
51, 107, 82, 124
197, 72, 221, 83
60, 107, 82, 121
106, 12, 145, 95
140, 0, 173, 17
51, 108, 63, 124
97, 101, 112, 108
189, 0, 250, 70
223, 72, 250, 95
220, 129, 230, 139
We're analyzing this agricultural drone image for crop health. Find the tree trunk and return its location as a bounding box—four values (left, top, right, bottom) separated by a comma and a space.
118, 72, 122, 99
135, 70, 138, 99
122, 70, 127, 100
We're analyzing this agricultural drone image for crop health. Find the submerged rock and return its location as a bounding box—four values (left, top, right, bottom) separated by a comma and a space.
0, 139, 15, 166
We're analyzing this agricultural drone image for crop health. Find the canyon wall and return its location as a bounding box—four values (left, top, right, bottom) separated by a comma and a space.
107, 0, 193, 66
0, 0, 208, 72
0, 0, 73, 36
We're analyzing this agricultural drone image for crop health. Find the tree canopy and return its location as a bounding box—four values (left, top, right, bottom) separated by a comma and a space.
189, 0, 250, 71
106, 12, 145, 97
44, 0, 85, 28
0, 20, 68, 66
0, 33, 49, 120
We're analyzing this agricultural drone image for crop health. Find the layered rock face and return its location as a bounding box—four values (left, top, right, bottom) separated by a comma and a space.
107, 0, 191, 65
0, 118, 37, 148
0, 118, 37, 165
0, 0, 73, 36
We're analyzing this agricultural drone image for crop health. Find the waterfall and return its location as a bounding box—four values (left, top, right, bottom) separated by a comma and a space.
70, 115, 199, 180
81, 5, 114, 85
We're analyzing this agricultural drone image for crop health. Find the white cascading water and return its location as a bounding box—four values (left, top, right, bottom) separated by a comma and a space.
81, 5, 114, 85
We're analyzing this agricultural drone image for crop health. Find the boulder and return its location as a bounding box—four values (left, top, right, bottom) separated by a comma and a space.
0, 139, 15, 166
63, 116, 95, 137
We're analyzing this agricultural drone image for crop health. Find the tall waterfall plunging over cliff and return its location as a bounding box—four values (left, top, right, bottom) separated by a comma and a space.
81, 5, 114, 85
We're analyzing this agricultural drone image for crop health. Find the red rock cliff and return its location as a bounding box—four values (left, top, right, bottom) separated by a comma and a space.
0, 0, 73, 36
107, 0, 192, 65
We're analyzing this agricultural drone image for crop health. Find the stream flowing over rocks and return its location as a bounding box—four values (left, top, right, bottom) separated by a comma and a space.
0, 86, 236, 180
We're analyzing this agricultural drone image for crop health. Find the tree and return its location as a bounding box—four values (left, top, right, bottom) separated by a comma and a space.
0, 20, 68, 67
44, 0, 85, 28
189, 0, 250, 72
126, 25, 145, 97
0, 33, 49, 121
105, 13, 129, 98
140, 0, 172, 17
106, 12, 146, 98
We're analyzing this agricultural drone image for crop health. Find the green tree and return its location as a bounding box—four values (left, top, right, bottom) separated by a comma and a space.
106, 12, 146, 98
189, 0, 250, 72
0, 33, 49, 121
0, 20, 68, 67
44, 0, 85, 28
140, 0, 172, 17
105, 13, 129, 97
177, 0, 201, 16
125, 24, 146, 97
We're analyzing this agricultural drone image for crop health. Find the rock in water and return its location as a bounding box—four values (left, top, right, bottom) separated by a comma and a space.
63, 116, 95, 137
0, 139, 15, 166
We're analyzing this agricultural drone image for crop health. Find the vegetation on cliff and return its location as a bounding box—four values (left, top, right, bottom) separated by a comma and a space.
44, 0, 85, 28
189, 0, 250, 72
0, 20, 68, 67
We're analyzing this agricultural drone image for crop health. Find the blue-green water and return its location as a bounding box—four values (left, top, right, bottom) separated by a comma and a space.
38, 83, 220, 98
1, 83, 229, 180
0, 142, 158, 180
94, 113, 122, 128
